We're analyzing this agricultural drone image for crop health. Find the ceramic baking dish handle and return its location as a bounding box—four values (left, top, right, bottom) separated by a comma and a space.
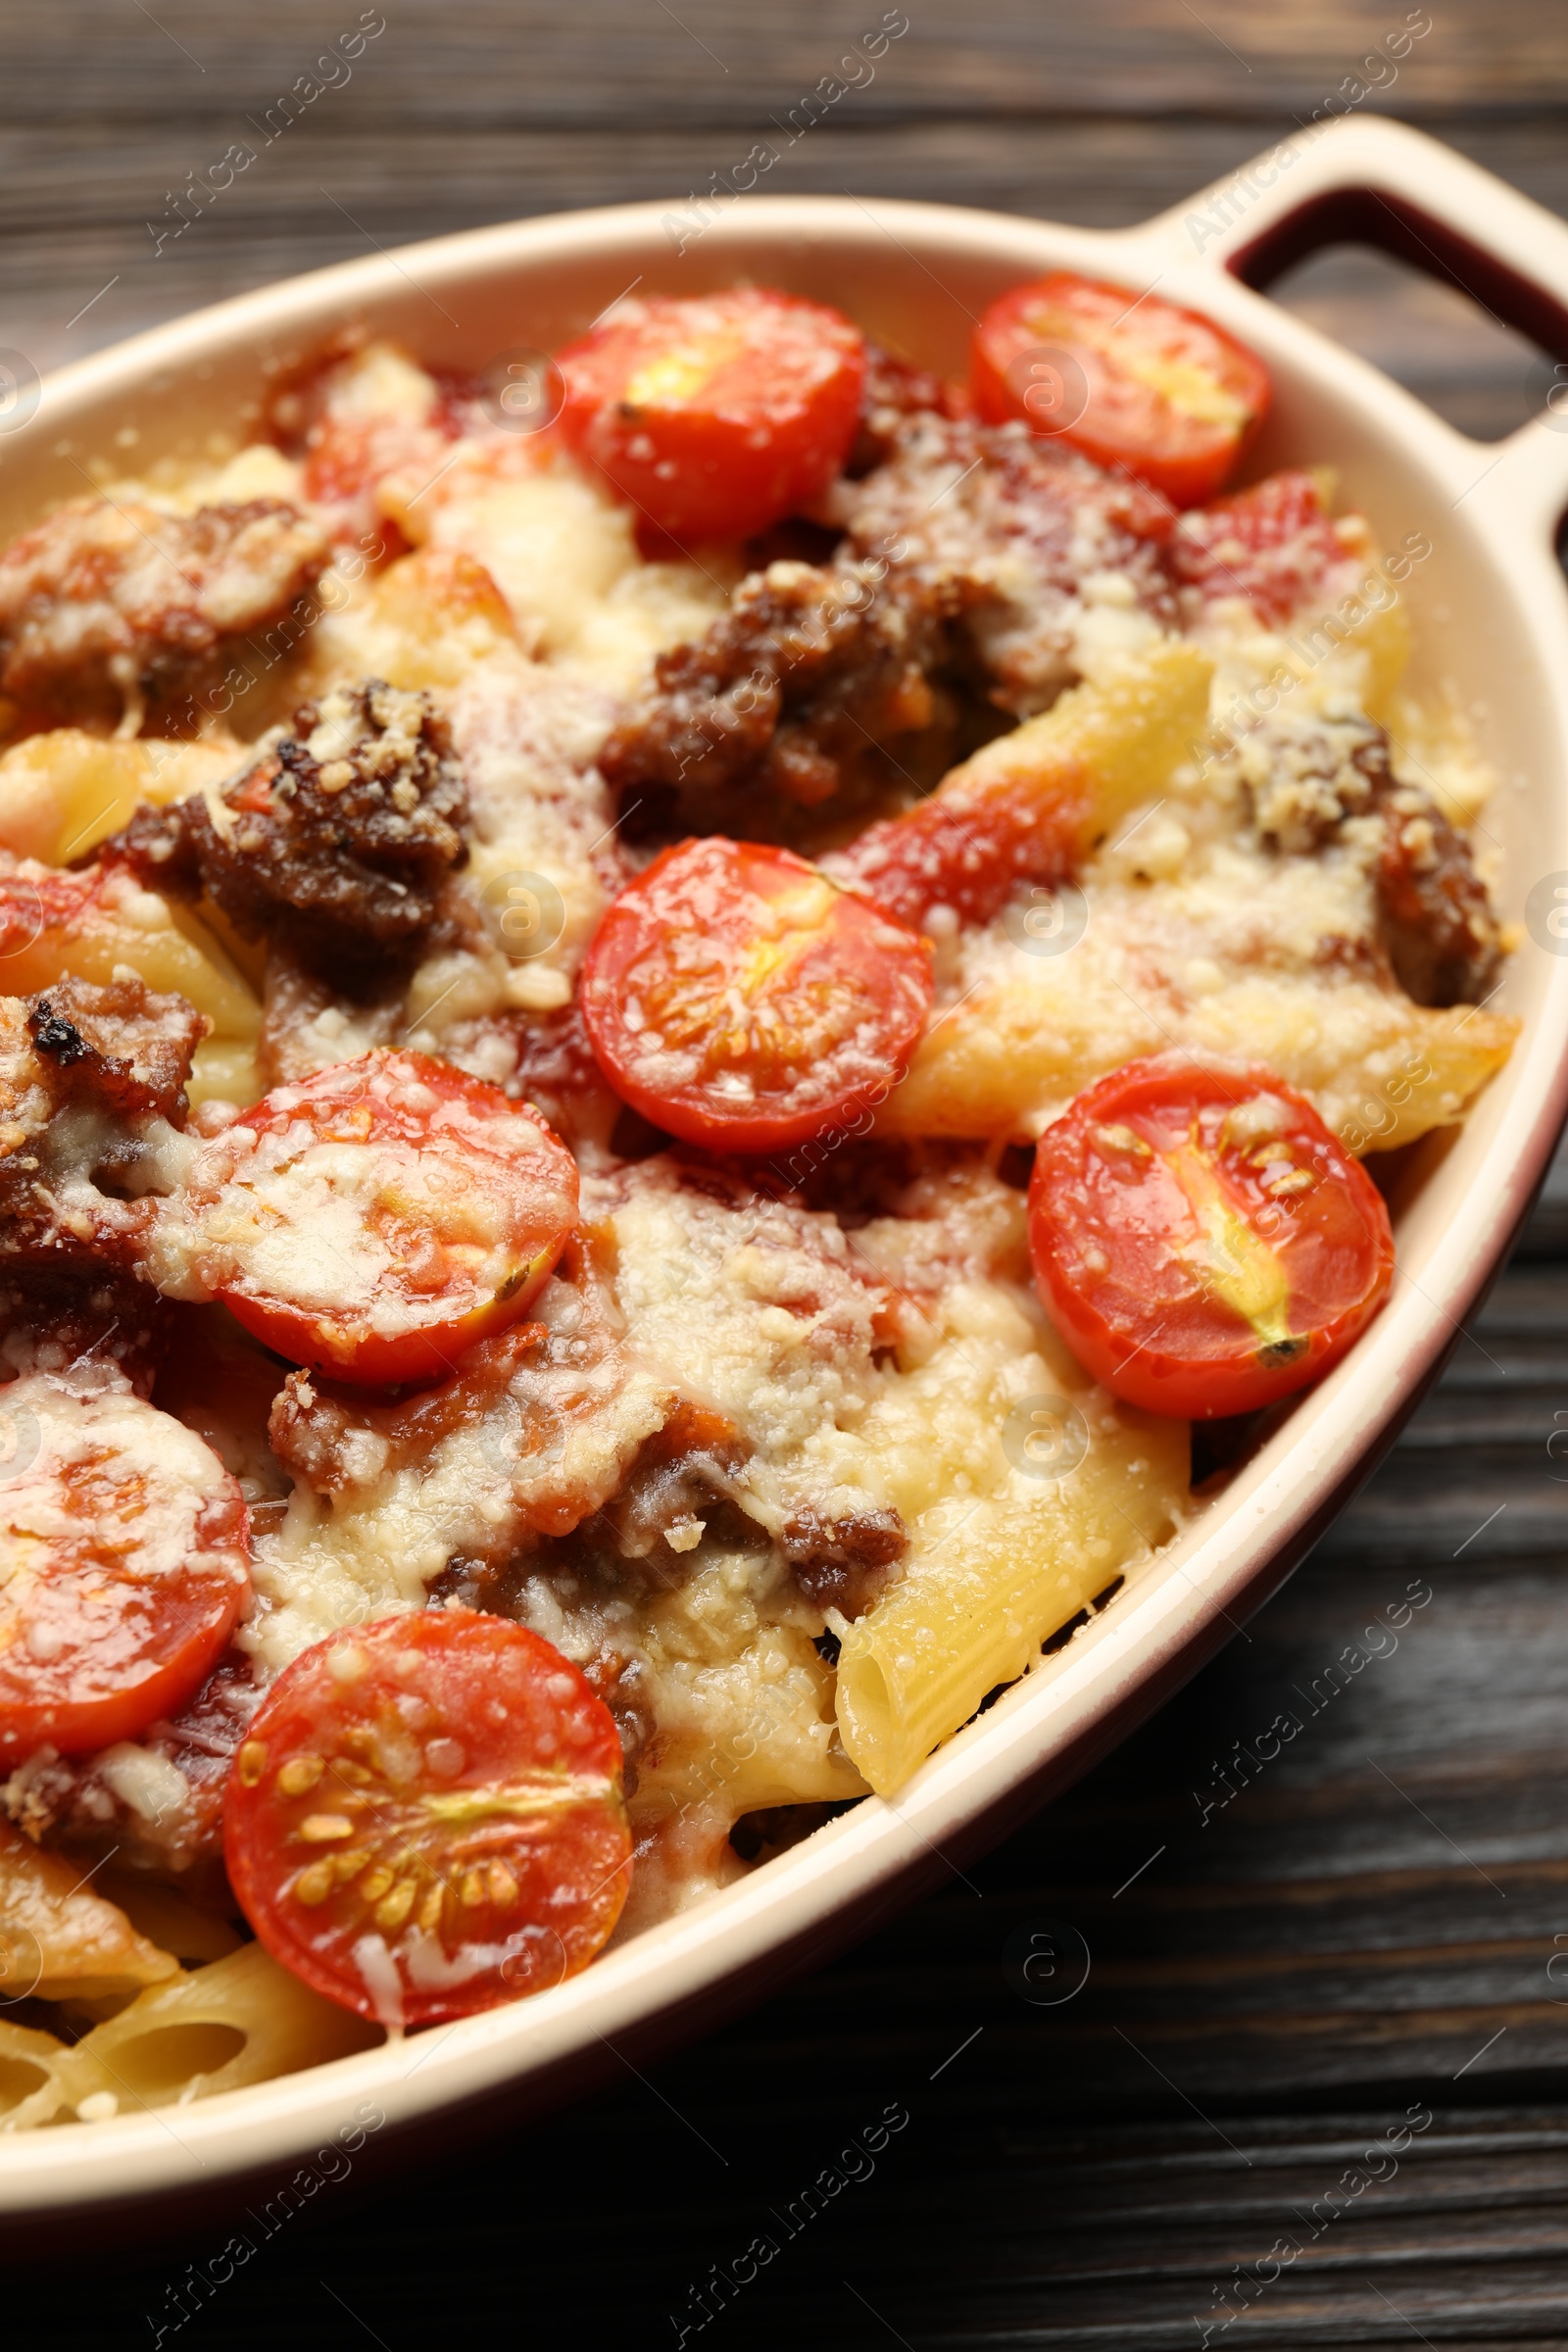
1144, 115, 1568, 546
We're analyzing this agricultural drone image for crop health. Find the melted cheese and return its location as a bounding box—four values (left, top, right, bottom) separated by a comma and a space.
0, 1376, 240, 1618
242, 1276, 667, 1675
385, 441, 727, 688
885, 664, 1512, 1147
602, 1162, 887, 1484
149, 1073, 573, 1337
237, 1156, 1165, 1844
17, 357, 1510, 1918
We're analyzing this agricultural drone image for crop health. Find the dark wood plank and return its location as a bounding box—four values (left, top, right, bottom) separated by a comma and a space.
5, 0, 1566, 122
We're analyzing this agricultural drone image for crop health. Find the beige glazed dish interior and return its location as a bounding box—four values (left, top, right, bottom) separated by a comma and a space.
5, 112, 1568, 2226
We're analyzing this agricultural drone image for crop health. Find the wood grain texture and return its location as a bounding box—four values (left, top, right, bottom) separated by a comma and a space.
5, 1, 1566, 120
3, 1, 1568, 2344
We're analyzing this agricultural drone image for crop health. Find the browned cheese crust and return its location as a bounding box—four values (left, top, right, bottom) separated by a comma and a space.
26, 972, 208, 1123
0, 497, 328, 713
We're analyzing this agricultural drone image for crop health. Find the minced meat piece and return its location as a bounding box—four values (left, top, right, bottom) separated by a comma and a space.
580, 1651, 657, 1798
840, 412, 1177, 714
1374, 772, 1502, 1008
114, 678, 468, 981
598, 1400, 755, 1579
604, 414, 1179, 827
782, 1503, 907, 1619
598, 558, 954, 823
1242, 713, 1501, 1008
1242, 709, 1387, 858
25, 972, 208, 1124
0, 975, 202, 1371
255, 943, 406, 1087
2, 1648, 259, 1873
0, 974, 201, 1145
447, 1397, 764, 1603
0, 497, 328, 713
267, 1318, 546, 1497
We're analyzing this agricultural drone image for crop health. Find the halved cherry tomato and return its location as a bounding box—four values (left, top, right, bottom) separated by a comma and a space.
1170, 468, 1353, 627
556, 288, 866, 542
580, 836, 934, 1153
0, 1378, 251, 1765
971, 271, 1271, 509
224, 1609, 631, 2028
1027, 1057, 1394, 1420
167, 1051, 578, 1387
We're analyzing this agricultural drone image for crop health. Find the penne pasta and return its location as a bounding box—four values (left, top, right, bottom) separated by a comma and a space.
0, 731, 243, 868
886, 953, 1517, 1152
0, 864, 261, 1079
914, 637, 1215, 864
880, 641, 1517, 1150
65, 1942, 379, 2118
96, 1873, 246, 1969
835, 1394, 1189, 1795
0, 2018, 80, 2132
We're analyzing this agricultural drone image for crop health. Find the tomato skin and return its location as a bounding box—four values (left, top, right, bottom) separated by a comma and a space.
1027, 1057, 1395, 1420
971, 272, 1271, 508
224, 1610, 631, 2028
580, 836, 934, 1153
0, 1380, 251, 1766
556, 289, 866, 542
826, 764, 1089, 933
173, 1052, 579, 1388
1170, 468, 1351, 627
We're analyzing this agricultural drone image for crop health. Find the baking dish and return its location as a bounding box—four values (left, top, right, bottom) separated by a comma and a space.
3, 111, 1568, 2230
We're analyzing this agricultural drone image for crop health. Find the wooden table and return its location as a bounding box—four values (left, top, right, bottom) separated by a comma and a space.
7, 3, 1568, 2341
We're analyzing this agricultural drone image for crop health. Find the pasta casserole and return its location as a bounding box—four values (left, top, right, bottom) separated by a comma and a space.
0, 268, 1515, 2118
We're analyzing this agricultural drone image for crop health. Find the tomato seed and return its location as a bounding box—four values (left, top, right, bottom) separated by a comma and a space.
374, 1880, 416, 1930
298, 1812, 355, 1842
